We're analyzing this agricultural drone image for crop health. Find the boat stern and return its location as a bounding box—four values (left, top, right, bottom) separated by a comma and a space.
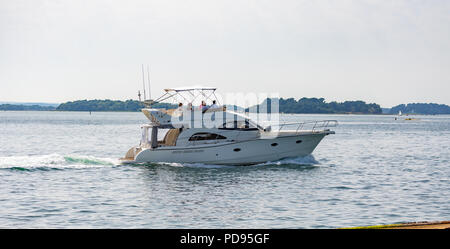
119, 146, 142, 164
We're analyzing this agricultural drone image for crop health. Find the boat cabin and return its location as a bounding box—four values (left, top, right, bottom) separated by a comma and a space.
138, 86, 264, 149
139, 117, 262, 149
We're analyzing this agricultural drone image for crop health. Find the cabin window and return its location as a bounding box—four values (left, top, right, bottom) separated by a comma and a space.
296, 140, 302, 144
188, 132, 227, 141
219, 120, 259, 130
271, 143, 278, 146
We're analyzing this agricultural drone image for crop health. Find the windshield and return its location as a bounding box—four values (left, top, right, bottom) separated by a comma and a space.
219, 119, 261, 130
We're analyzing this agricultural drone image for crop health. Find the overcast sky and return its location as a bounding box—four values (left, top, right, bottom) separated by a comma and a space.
1, 0, 449, 107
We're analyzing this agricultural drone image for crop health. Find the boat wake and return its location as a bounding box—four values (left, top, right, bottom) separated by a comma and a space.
0, 154, 319, 171
0, 154, 118, 171
258, 154, 319, 166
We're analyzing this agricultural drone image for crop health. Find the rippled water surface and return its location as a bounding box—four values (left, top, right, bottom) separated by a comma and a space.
0, 111, 449, 228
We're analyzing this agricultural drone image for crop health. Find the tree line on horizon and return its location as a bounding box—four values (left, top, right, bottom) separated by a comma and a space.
389, 103, 450, 115
56, 98, 382, 114
55, 99, 177, 112
245, 97, 383, 114
0, 104, 55, 111
2, 99, 450, 115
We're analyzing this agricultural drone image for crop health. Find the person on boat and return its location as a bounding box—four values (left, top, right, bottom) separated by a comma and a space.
200, 101, 208, 112
174, 102, 184, 116
210, 100, 219, 109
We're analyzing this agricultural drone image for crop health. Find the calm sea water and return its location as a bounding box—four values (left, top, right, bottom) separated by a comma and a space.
0, 111, 449, 228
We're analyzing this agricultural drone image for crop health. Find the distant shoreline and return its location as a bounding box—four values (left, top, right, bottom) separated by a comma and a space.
2, 99, 450, 115
2, 109, 450, 116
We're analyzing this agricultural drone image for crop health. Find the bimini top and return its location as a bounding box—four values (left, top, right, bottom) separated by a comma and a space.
164, 86, 217, 92
148, 86, 220, 107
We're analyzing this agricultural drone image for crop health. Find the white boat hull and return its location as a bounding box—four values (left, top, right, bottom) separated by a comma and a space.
124, 131, 332, 166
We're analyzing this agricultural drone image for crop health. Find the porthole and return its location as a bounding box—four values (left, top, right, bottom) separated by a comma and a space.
271, 143, 278, 146
233, 148, 241, 152
296, 140, 302, 144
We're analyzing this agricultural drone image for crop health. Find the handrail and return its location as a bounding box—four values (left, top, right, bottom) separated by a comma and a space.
268, 120, 338, 134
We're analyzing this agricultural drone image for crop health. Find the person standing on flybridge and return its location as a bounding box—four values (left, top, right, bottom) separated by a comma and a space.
174, 103, 183, 116
210, 100, 218, 109
200, 101, 208, 112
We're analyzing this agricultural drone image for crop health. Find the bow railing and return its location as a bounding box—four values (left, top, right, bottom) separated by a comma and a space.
266, 120, 338, 134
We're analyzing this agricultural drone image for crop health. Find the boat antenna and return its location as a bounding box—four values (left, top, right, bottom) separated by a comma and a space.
141, 64, 147, 101
147, 64, 151, 100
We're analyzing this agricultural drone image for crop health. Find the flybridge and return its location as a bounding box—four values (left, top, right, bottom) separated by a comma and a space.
145, 86, 221, 107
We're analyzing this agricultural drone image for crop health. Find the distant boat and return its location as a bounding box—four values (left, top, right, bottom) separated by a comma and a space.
395, 109, 420, 121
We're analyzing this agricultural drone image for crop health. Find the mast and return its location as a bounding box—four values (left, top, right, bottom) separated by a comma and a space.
141, 64, 146, 100
147, 65, 151, 100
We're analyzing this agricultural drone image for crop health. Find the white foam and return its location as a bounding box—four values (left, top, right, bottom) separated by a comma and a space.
153, 161, 228, 168
0, 154, 118, 170
256, 154, 319, 166
0, 153, 318, 170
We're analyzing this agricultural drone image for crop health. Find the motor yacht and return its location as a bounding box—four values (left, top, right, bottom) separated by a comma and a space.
120, 87, 337, 165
